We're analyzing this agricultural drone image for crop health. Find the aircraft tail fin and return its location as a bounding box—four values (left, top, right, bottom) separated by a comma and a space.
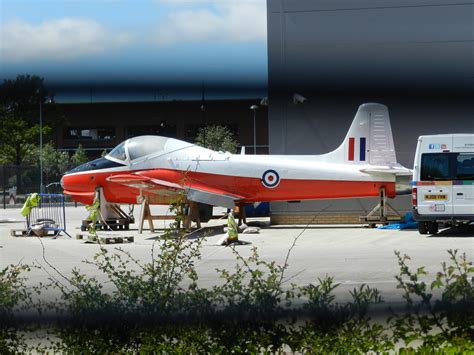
323, 103, 399, 166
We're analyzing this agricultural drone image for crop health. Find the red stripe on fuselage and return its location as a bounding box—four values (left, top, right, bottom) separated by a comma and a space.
62, 168, 397, 205
185, 170, 396, 200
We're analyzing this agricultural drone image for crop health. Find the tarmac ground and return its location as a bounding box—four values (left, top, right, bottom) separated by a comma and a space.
1, 204, 473, 306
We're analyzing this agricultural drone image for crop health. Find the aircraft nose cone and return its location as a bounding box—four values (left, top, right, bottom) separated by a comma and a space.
61, 173, 80, 193
61, 174, 72, 193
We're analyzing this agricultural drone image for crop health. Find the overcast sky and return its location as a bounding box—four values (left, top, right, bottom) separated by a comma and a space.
0, 0, 268, 99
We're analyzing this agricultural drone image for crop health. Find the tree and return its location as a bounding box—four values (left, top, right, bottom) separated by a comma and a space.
195, 125, 239, 153
36, 143, 70, 186
0, 74, 64, 166
0, 116, 48, 165
71, 144, 88, 168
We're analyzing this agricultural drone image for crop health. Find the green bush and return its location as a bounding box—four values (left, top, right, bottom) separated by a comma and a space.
0, 217, 472, 353
391, 249, 474, 352
195, 125, 239, 153
0, 264, 32, 354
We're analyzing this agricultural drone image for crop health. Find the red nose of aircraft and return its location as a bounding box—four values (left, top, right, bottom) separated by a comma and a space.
61, 157, 125, 205
61, 171, 96, 205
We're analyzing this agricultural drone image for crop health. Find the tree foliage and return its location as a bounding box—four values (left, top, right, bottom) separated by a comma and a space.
70, 144, 88, 168
34, 143, 70, 185
0, 74, 64, 165
0, 116, 47, 165
195, 125, 239, 153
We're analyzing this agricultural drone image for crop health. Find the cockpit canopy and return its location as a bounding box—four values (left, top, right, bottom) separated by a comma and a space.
107, 136, 193, 162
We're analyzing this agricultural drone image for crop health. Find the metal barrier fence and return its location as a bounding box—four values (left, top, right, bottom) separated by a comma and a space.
1, 165, 64, 208
1, 165, 39, 208
26, 194, 71, 237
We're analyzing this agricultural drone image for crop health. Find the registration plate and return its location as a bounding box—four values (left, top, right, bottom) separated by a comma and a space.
424, 194, 447, 200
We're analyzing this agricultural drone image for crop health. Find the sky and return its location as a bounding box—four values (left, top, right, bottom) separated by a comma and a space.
0, 0, 268, 101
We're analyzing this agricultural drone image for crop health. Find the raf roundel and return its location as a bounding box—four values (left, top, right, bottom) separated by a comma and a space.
261, 169, 280, 189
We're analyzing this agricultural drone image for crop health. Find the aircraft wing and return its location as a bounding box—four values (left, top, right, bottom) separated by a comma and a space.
106, 173, 243, 209
106, 174, 164, 189
359, 167, 413, 176
185, 185, 243, 209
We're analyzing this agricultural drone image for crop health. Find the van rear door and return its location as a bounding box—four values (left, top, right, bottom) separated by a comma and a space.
417, 152, 453, 217
452, 135, 474, 216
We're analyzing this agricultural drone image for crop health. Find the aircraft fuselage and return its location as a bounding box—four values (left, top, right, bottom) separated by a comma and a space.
62, 145, 403, 206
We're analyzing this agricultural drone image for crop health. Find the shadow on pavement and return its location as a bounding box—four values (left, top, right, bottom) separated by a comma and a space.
429, 224, 474, 238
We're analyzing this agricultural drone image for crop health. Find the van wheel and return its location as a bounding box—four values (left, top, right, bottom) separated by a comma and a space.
428, 222, 439, 235
418, 222, 428, 234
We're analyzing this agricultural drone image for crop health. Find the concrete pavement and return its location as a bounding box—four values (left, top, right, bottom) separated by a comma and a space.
1, 205, 472, 305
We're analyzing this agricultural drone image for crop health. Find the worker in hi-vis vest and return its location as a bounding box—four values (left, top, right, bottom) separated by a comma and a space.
226, 212, 239, 244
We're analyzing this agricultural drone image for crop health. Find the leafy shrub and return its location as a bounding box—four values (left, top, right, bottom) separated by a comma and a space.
0, 264, 32, 354
195, 125, 239, 153
1, 216, 472, 352
390, 249, 474, 352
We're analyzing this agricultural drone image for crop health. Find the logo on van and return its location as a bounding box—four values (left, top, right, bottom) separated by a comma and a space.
428, 144, 447, 150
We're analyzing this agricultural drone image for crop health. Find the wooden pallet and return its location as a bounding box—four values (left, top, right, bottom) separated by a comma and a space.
359, 187, 403, 228
10, 229, 29, 237
76, 232, 134, 244
359, 215, 402, 228
10, 229, 62, 237
81, 218, 132, 232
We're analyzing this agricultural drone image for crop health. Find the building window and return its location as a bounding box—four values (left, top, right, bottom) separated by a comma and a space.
125, 123, 176, 139
66, 127, 115, 140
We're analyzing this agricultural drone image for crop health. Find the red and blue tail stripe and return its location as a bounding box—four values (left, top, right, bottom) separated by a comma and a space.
348, 137, 366, 162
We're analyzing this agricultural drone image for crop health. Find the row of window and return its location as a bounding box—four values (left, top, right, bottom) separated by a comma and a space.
421, 153, 474, 181
66, 124, 177, 140
65, 124, 239, 141
67, 128, 116, 140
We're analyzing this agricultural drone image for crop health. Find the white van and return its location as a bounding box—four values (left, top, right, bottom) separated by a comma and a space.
412, 134, 474, 234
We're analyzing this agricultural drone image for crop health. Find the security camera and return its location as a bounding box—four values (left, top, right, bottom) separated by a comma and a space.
293, 93, 307, 104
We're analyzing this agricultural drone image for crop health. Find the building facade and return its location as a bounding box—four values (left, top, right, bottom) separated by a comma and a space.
57, 99, 268, 157
267, 0, 474, 222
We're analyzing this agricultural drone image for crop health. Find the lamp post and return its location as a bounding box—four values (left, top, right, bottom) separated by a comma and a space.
250, 104, 259, 154
37, 90, 53, 194
38, 91, 43, 194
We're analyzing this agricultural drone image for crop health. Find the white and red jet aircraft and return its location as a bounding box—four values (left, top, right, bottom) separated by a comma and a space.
61, 103, 412, 211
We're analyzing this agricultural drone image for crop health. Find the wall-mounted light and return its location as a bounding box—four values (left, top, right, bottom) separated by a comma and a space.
293, 93, 307, 104
250, 105, 259, 155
